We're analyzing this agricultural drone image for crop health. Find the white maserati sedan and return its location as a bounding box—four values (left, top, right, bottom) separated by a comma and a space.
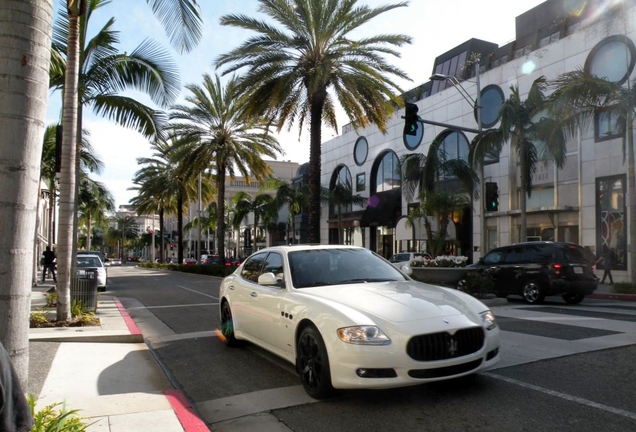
218, 245, 500, 399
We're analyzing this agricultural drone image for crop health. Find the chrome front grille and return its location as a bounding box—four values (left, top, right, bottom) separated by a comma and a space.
406, 327, 485, 361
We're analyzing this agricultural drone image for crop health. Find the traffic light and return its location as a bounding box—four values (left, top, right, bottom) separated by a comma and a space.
404, 102, 419, 136
169, 243, 174, 250
485, 182, 499, 212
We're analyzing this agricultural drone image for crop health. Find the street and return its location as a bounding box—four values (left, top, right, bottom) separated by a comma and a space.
107, 265, 636, 431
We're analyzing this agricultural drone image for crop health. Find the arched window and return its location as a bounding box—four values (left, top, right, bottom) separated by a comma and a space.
372, 151, 401, 193
436, 130, 470, 180
329, 165, 353, 215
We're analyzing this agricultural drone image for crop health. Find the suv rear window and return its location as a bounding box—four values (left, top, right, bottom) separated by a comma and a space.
561, 244, 587, 262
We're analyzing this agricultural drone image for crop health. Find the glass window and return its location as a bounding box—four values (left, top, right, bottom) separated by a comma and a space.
437, 130, 470, 179
356, 173, 365, 192
240, 252, 267, 283
354, 136, 368, 166
585, 35, 636, 85
330, 165, 354, 215
477, 85, 504, 129
375, 151, 400, 192
595, 107, 623, 141
483, 250, 503, 264
597, 175, 627, 270
403, 120, 423, 150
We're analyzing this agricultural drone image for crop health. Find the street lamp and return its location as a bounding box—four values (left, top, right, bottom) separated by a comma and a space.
429, 59, 486, 259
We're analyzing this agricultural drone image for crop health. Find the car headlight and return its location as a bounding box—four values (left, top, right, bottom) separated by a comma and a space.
480, 310, 497, 330
337, 326, 391, 345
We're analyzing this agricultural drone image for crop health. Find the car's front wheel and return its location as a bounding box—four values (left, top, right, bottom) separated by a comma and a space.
297, 326, 334, 399
522, 281, 545, 304
220, 301, 243, 347
562, 293, 585, 304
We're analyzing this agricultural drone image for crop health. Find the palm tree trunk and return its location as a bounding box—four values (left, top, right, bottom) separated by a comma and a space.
519, 138, 528, 242
0, 0, 53, 387
57, 10, 82, 322
86, 214, 92, 250
177, 195, 184, 263
217, 168, 226, 261
159, 207, 165, 262
308, 92, 326, 243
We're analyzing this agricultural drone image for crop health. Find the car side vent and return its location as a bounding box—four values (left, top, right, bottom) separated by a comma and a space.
407, 327, 485, 361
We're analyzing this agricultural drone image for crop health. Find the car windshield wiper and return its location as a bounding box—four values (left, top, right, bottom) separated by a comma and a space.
299, 281, 336, 287
337, 278, 399, 284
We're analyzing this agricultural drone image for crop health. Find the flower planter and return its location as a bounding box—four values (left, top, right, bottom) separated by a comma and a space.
410, 267, 477, 286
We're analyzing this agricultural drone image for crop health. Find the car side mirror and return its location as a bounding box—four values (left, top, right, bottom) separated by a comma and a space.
400, 265, 413, 276
258, 272, 279, 286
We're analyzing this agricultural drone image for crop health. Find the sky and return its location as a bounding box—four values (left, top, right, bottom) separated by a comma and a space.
46, 0, 547, 209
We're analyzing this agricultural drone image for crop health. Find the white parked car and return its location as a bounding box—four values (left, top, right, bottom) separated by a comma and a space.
76, 255, 107, 292
388, 252, 432, 269
218, 245, 500, 399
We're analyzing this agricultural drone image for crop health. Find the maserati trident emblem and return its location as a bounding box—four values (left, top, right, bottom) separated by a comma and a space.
448, 338, 458, 356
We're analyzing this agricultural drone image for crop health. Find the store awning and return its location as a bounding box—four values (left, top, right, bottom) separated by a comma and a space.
361, 189, 402, 227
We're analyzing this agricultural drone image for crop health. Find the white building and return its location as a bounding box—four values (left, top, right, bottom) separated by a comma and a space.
320, 0, 634, 282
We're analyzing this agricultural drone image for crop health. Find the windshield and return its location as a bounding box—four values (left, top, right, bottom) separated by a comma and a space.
289, 248, 407, 288
77, 257, 102, 268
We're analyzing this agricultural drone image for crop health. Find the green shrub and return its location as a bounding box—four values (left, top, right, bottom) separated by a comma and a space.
612, 282, 636, 294
30, 311, 50, 328
28, 394, 94, 431
457, 270, 495, 298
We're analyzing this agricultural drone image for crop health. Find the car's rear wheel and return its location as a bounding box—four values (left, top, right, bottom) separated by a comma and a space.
562, 293, 585, 304
522, 281, 545, 304
297, 326, 334, 399
220, 301, 243, 347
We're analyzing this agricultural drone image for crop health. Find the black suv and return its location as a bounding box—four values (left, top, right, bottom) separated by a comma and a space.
469, 242, 598, 304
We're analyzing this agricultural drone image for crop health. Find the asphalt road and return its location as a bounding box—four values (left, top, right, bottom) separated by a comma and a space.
106, 264, 636, 432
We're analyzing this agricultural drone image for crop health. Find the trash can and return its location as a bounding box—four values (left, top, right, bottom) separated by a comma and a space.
71, 268, 99, 313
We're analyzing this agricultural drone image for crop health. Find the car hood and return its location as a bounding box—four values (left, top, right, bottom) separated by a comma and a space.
300, 281, 482, 323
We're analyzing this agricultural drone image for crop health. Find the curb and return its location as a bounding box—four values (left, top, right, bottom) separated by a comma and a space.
588, 293, 636, 302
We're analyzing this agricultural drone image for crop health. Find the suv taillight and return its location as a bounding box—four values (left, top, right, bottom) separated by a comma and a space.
551, 263, 562, 275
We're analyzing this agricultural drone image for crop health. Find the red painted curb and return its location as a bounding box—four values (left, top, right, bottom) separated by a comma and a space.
164, 389, 210, 432
112, 297, 142, 336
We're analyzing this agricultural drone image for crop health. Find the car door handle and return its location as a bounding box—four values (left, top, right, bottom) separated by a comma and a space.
228, 285, 235, 290
250, 292, 257, 298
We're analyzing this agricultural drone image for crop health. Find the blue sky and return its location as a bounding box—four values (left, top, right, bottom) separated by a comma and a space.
46, 0, 546, 208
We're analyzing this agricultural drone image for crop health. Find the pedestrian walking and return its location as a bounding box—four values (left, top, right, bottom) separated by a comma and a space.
41, 245, 57, 283
599, 246, 616, 285
0, 341, 34, 432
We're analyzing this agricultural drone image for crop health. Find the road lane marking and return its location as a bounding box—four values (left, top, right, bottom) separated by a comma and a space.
177, 284, 219, 299
484, 372, 636, 421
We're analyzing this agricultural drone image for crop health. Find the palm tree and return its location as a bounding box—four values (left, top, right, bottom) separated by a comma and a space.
401, 136, 478, 256
550, 69, 636, 283
168, 73, 283, 262
78, 177, 115, 250
232, 191, 275, 252
52, 0, 183, 321
215, 0, 412, 243
321, 181, 367, 245
470, 76, 567, 243
110, 215, 140, 259
265, 178, 309, 245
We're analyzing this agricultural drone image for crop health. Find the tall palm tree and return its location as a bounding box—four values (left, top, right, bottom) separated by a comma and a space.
0, 0, 53, 385
265, 178, 309, 245
110, 215, 140, 259
321, 181, 367, 245
470, 76, 567, 242
78, 177, 115, 250
53, 0, 182, 321
402, 136, 478, 256
232, 191, 275, 250
168, 73, 282, 262
550, 69, 636, 283
215, 0, 412, 243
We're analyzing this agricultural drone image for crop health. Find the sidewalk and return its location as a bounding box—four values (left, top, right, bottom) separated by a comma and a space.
29, 282, 209, 432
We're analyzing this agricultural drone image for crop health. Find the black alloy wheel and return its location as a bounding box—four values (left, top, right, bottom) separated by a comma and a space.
220, 301, 242, 347
562, 293, 585, 304
522, 280, 545, 304
297, 326, 334, 399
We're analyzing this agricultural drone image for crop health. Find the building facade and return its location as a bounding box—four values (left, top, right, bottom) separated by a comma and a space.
320, 0, 635, 282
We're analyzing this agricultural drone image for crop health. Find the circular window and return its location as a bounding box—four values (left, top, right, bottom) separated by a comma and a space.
585, 35, 636, 85
403, 120, 423, 150
476, 85, 504, 129
354, 136, 368, 166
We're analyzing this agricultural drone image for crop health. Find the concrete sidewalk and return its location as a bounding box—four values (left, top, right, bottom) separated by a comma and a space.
29, 282, 209, 432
